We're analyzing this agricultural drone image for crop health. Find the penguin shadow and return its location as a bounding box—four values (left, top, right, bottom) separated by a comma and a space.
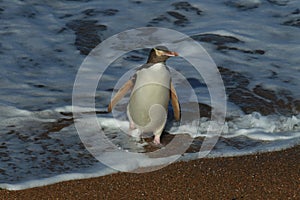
141, 132, 195, 159
141, 131, 175, 152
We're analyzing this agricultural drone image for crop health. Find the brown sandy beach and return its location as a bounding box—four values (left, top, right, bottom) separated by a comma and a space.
1, 145, 299, 200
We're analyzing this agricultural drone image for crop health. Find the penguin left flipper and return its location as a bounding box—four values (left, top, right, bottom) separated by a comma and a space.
108, 78, 134, 113
170, 82, 181, 121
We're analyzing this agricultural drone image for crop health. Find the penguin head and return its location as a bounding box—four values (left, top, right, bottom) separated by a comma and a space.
147, 46, 178, 64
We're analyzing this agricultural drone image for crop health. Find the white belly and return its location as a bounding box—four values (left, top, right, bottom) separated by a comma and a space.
128, 63, 171, 130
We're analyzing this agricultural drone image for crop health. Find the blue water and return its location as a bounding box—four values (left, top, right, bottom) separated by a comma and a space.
0, 0, 300, 190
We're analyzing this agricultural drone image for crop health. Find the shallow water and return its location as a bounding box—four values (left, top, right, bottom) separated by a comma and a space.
0, 0, 300, 190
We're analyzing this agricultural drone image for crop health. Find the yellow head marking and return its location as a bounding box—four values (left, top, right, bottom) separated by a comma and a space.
154, 48, 164, 56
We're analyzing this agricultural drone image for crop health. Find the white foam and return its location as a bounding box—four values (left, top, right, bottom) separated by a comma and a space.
0, 104, 61, 128
222, 113, 300, 140
0, 164, 116, 191
1, 0, 300, 191
167, 112, 300, 141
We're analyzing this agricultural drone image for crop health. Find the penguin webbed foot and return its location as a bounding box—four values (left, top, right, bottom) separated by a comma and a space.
152, 135, 163, 147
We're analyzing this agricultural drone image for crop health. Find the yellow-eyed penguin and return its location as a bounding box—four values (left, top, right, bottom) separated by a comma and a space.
108, 46, 180, 145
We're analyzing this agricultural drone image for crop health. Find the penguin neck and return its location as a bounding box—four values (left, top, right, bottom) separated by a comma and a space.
146, 58, 167, 64
147, 60, 166, 65
145, 52, 168, 68
146, 52, 169, 64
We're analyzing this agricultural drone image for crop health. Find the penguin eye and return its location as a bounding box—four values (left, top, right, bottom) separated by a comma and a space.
154, 48, 164, 56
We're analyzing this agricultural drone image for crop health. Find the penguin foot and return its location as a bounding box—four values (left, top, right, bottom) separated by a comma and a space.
129, 121, 136, 130
153, 135, 161, 145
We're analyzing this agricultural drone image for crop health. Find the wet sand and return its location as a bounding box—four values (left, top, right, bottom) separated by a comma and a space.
1, 145, 299, 200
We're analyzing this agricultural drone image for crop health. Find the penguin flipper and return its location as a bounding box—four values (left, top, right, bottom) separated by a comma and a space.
108, 79, 134, 112
170, 82, 180, 121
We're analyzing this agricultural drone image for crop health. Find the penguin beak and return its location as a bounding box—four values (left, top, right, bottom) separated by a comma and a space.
163, 51, 179, 57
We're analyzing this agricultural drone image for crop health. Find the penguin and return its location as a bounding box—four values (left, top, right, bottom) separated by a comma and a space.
108, 46, 180, 145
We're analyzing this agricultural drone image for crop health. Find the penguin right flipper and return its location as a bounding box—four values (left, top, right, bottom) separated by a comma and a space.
108, 78, 134, 112
170, 82, 181, 121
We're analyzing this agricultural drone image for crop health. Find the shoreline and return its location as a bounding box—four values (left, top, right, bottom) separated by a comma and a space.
1, 145, 299, 199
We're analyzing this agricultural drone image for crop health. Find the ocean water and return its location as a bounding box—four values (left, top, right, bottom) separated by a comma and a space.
0, 0, 300, 190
